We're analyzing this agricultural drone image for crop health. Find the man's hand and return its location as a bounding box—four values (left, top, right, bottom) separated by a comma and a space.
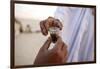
34, 37, 67, 65
40, 17, 63, 36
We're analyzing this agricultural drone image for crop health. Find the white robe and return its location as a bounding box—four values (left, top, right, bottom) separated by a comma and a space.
54, 7, 94, 62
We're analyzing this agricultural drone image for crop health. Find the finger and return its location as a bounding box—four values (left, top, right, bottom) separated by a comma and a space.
55, 37, 63, 50
47, 17, 54, 27
54, 19, 63, 30
61, 44, 68, 63
63, 55, 67, 63
42, 37, 52, 51
63, 49, 68, 63
45, 20, 50, 31
61, 42, 65, 50
62, 44, 67, 58
40, 20, 48, 35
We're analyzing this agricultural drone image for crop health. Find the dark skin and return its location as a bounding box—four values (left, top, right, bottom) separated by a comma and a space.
40, 17, 63, 36
34, 17, 68, 65
34, 37, 68, 65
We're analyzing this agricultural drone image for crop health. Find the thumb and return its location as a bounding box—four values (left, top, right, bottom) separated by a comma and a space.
42, 37, 52, 51
55, 36, 63, 49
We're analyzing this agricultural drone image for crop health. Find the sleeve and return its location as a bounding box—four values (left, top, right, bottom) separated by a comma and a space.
54, 7, 94, 62
54, 7, 71, 47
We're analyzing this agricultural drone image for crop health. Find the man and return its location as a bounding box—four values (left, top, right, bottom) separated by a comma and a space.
34, 7, 94, 65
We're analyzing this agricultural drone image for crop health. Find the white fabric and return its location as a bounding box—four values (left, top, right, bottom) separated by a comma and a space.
54, 7, 94, 62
